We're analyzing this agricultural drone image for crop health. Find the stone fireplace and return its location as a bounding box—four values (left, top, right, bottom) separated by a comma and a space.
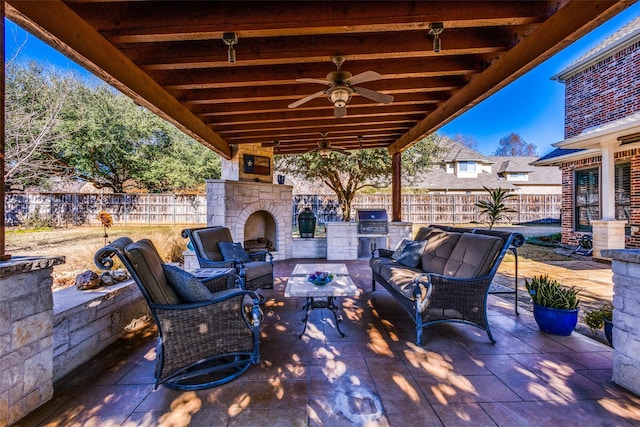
205, 180, 292, 261
205, 144, 293, 261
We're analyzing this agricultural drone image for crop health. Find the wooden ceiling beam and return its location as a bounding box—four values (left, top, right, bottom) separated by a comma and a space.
224, 124, 412, 142
5, 0, 234, 159
214, 115, 421, 134
388, 0, 631, 154
74, 2, 552, 41
150, 56, 482, 89
126, 28, 513, 71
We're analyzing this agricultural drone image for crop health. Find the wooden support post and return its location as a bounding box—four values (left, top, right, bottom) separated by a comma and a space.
0, 3, 10, 261
391, 151, 401, 222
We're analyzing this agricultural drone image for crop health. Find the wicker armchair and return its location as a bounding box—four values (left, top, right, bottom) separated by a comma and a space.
182, 226, 274, 292
94, 237, 261, 390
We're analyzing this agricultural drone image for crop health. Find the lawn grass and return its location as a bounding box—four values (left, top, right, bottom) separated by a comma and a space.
6, 225, 194, 290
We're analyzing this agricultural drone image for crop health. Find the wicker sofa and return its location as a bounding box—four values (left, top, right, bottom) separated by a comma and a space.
370, 225, 524, 345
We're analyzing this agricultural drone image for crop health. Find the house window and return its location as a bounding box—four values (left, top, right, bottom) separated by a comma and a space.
508, 172, 528, 181
574, 163, 631, 232
574, 167, 598, 232
615, 162, 631, 226
458, 161, 476, 172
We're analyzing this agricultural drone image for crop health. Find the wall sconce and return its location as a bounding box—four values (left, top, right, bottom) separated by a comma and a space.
223, 32, 238, 63
328, 86, 352, 108
429, 23, 444, 53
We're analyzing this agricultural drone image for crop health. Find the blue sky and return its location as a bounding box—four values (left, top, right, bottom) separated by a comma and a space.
5, 3, 640, 156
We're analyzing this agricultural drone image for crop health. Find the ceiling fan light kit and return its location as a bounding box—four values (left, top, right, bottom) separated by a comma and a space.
328, 86, 352, 108
289, 55, 393, 118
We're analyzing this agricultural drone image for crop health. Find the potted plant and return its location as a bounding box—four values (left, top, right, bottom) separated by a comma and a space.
525, 275, 581, 336
584, 304, 613, 346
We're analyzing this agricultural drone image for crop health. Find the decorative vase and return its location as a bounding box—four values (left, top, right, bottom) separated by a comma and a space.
298, 207, 316, 238
532, 304, 579, 336
277, 175, 285, 185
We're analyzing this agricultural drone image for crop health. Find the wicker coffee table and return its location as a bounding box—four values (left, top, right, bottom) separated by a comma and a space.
284, 263, 357, 338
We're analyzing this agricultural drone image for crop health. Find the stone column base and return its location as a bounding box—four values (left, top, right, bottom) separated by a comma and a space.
591, 220, 626, 258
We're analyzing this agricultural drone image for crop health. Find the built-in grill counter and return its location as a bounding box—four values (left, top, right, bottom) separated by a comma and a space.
356, 209, 390, 259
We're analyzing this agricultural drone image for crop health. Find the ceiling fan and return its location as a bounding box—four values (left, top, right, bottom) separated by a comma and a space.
288, 55, 394, 118
309, 132, 351, 157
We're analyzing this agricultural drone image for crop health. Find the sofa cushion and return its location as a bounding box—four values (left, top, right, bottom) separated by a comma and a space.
162, 264, 213, 303
420, 232, 461, 275
242, 260, 273, 281
370, 256, 396, 275
414, 227, 446, 241
391, 239, 428, 268
219, 242, 253, 263
190, 226, 233, 262
125, 239, 180, 305
379, 263, 423, 299
443, 233, 503, 278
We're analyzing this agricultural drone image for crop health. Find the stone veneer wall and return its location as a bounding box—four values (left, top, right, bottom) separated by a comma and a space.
0, 256, 64, 426
326, 222, 412, 260
206, 179, 293, 261
601, 248, 640, 396
52, 281, 148, 381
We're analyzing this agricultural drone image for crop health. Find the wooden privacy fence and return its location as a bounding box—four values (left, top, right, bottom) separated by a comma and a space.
4, 192, 207, 226
294, 193, 561, 226
5, 192, 561, 227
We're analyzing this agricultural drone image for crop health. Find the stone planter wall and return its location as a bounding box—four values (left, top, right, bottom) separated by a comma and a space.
602, 248, 640, 396
52, 281, 149, 381
0, 256, 64, 426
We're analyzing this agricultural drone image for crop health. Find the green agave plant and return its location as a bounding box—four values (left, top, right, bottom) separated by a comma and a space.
525, 274, 580, 310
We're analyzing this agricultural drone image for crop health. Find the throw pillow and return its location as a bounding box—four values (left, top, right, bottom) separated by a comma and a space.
162, 264, 213, 303
392, 239, 428, 268
218, 241, 253, 263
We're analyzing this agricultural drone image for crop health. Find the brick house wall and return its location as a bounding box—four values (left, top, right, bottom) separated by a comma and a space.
563, 41, 640, 138
558, 35, 640, 248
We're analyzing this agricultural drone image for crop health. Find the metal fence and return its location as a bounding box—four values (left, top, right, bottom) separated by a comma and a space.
6, 191, 561, 227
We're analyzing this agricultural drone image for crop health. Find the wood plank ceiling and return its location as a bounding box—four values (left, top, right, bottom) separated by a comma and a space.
5, 1, 633, 159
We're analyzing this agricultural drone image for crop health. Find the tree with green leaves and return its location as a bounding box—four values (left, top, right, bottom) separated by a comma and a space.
493, 133, 538, 156
58, 84, 221, 192
275, 134, 444, 221
475, 186, 517, 229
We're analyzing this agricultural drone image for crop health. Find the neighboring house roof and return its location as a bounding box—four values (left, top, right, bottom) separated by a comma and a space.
413, 168, 517, 191
533, 148, 586, 165
553, 15, 640, 81
440, 141, 491, 162
490, 156, 561, 185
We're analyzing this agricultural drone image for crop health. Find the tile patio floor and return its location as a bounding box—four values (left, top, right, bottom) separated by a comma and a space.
16, 259, 640, 426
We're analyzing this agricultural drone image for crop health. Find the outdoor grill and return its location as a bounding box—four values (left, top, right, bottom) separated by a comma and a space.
357, 209, 389, 234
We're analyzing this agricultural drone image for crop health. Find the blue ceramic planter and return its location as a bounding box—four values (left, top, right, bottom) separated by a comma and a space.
533, 304, 579, 336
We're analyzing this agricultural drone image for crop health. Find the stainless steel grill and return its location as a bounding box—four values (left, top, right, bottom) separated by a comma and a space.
357, 209, 389, 234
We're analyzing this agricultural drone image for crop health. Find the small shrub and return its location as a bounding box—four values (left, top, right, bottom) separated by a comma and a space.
20, 209, 54, 229
584, 304, 613, 333
166, 236, 186, 263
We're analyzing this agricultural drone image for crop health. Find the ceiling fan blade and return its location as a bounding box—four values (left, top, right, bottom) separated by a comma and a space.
353, 86, 394, 104
334, 105, 347, 118
288, 90, 326, 108
296, 78, 331, 86
346, 70, 382, 86
332, 148, 351, 156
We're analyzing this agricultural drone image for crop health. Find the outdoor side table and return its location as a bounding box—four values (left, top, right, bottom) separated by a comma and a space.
284, 263, 357, 338
187, 267, 239, 291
